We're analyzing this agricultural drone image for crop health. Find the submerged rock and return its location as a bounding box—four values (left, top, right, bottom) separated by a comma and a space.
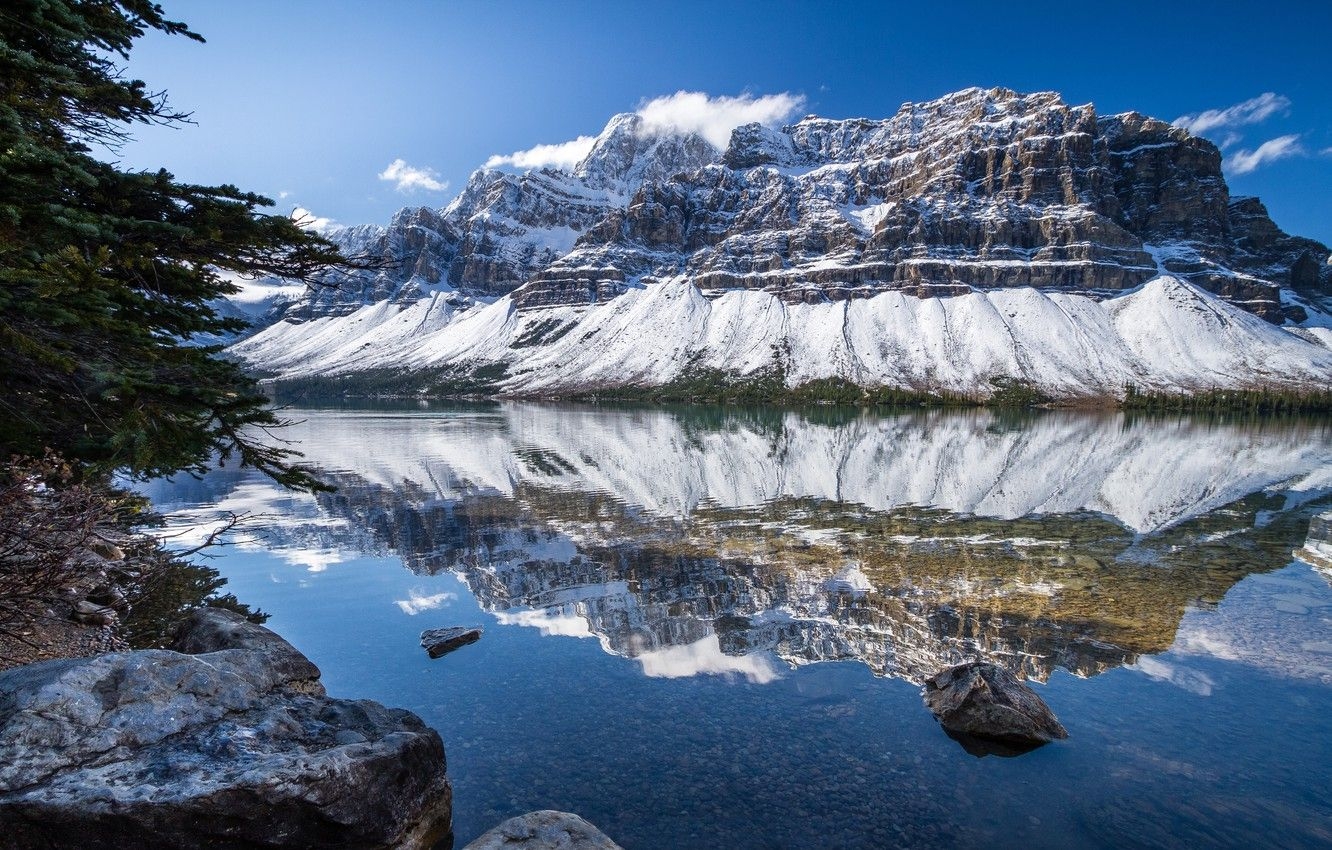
0, 608, 452, 849
923, 661, 1067, 751
421, 626, 482, 658
463, 810, 623, 850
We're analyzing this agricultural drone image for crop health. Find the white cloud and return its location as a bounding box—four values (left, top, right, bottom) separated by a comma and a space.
291, 206, 339, 235
394, 589, 457, 616
279, 546, 346, 573
483, 90, 805, 172
493, 607, 595, 637
1173, 92, 1290, 136
634, 90, 805, 149
378, 158, 450, 193
277, 190, 291, 200
1226, 134, 1304, 175
484, 136, 598, 171
635, 635, 780, 683
1130, 656, 1214, 696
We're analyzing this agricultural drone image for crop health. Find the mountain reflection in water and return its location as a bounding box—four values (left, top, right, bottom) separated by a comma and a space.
149, 404, 1332, 687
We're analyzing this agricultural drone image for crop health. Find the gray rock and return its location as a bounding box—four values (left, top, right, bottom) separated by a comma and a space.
71, 599, 115, 626
0, 609, 452, 848
88, 538, 125, 561
923, 661, 1067, 750
171, 606, 324, 695
86, 583, 127, 610
463, 810, 623, 850
421, 626, 482, 659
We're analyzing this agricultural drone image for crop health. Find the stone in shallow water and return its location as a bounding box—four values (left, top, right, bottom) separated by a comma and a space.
463, 810, 623, 850
923, 661, 1067, 753
421, 626, 482, 659
0, 608, 452, 849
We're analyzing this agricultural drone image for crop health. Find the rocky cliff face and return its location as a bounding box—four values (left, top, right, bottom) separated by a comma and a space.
266, 88, 1328, 327
514, 89, 1327, 318
266, 111, 719, 323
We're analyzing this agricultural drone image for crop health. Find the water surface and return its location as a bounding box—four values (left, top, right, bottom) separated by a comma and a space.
143, 404, 1332, 848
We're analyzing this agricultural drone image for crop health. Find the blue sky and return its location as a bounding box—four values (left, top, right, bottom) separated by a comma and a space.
117, 0, 1332, 244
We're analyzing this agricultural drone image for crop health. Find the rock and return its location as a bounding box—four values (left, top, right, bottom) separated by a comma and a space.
87, 538, 125, 561
505, 88, 1324, 319
0, 609, 452, 849
923, 661, 1067, 751
242, 87, 1330, 340
463, 811, 623, 850
70, 599, 115, 626
171, 607, 324, 695
421, 626, 482, 659
78, 624, 130, 656
86, 583, 127, 610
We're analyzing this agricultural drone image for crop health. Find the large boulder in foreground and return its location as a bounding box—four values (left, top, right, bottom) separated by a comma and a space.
923, 661, 1068, 752
0, 608, 452, 849
463, 810, 623, 850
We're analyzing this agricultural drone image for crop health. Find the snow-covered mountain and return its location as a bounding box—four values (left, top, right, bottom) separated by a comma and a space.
232, 87, 1332, 399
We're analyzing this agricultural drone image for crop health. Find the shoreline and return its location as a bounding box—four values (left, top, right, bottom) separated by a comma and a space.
262, 376, 1332, 416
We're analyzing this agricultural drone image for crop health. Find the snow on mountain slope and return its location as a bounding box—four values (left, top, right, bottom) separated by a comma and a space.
1109, 277, 1332, 386
261, 107, 723, 323
231, 274, 1332, 397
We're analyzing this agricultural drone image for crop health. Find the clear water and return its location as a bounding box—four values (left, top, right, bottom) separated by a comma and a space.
141, 403, 1332, 849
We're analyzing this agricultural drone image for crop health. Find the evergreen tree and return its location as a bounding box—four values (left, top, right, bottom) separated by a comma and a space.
0, 0, 356, 487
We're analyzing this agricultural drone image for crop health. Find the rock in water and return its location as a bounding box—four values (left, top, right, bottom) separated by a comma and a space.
923, 661, 1067, 750
0, 608, 452, 849
421, 626, 482, 658
463, 810, 623, 850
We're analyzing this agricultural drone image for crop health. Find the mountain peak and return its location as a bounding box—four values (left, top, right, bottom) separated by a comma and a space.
573, 111, 719, 191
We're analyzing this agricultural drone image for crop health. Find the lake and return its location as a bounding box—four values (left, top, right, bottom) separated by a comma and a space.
141, 403, 1332, 849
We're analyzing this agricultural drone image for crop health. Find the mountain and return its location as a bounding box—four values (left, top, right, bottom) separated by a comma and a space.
231, 87, 1332, 400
